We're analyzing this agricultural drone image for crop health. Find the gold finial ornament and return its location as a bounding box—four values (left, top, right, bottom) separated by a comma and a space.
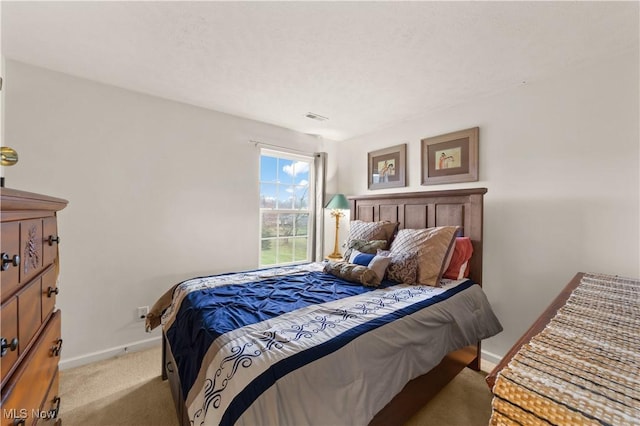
0, 147, 19, 166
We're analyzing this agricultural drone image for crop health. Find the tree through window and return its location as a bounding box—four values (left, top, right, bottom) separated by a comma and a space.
259, 149, 314, 267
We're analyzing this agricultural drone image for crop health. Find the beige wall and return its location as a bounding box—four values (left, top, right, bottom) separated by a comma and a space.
5, 47, 639, 368
4, 60, 333, 367
336, 50, 640, 362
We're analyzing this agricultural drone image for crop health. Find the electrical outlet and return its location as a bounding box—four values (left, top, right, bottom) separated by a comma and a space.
137, 306, 149, 321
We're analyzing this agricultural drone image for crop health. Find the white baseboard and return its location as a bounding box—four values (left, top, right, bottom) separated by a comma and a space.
480, 349, 502, 373
59, 336, 162, 371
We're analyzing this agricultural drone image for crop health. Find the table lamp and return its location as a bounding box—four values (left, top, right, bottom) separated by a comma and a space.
325, 193, 350, 260
0, 146, 19, 187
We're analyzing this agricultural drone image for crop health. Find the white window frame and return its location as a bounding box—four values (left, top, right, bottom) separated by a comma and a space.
259, 148, 316, 267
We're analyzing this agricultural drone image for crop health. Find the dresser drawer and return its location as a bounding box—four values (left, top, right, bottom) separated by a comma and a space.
1, 312, 62, 426
1, 265, 56, 388
42, 217, 59, 268
18, 277, 43, 358
1, 222, 21, 302
35, 370, 61, 425
2, 218, 59, 304
0, 298, 19, 384
20, 219, 44, 285
41, 268, 57, 322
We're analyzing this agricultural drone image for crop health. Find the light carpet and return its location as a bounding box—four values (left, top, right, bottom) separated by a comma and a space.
60, 346, 493, 425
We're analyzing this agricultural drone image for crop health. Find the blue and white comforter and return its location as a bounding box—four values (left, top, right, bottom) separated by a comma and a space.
162, 262, 502, 426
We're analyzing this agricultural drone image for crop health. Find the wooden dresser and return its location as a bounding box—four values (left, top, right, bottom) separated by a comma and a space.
1, 188, 68, 426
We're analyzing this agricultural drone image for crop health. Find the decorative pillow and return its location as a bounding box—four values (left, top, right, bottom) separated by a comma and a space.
323, 261, 381, 287
442, 228, 464, 272
343, 239, 388, 261
347, 221, 398, 246
443, 237, 474, 280
389, 226, 459, 286
145, 283, 179, 332
348, 250, 391, 282
378, 249, 419, 284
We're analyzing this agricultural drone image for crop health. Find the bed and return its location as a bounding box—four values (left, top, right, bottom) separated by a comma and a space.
487, 272, 640, 425
150, 188, 502, 425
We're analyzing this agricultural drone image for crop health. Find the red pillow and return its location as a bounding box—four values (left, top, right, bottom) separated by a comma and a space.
443, 237, 473, 280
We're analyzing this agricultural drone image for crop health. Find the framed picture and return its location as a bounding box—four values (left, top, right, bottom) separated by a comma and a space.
421, 127, 479, 185
368, 143, 406, 190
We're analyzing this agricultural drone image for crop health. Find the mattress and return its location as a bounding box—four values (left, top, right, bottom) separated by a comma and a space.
161, 262, 503, 425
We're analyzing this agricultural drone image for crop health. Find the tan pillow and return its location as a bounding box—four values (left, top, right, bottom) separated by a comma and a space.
145, 283, 178, 332
343, 239, 388, 261
348, 221, 398, 246
323, 261, 381, 287
376, 222, 399, 244
389, 226, 458, 286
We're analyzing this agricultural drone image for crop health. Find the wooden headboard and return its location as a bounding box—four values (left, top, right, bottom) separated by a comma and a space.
348, 187, 487, 286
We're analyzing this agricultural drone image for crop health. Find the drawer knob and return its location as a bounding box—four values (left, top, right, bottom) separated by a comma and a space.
48, 286, 60, 297
0, 337, 19, 357
48, 235, 61, 246
1, 253, 20, 271
52, 338, 63, 357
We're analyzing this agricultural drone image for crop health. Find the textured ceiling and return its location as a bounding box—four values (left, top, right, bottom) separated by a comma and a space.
2, 1, 638, 141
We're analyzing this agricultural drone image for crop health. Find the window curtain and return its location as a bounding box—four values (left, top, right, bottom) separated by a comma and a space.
313, 152, 327, 261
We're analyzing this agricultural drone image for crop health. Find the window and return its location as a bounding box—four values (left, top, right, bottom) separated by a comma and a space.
259, 149, 315, 267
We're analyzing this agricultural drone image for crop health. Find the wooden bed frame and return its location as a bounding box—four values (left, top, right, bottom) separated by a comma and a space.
162, 187, 488, 426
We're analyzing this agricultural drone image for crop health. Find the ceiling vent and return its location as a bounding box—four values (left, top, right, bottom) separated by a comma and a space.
305, 112, 328, 121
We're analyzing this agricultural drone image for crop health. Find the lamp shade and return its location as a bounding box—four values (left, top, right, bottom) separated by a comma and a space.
325, 193, 350, 210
